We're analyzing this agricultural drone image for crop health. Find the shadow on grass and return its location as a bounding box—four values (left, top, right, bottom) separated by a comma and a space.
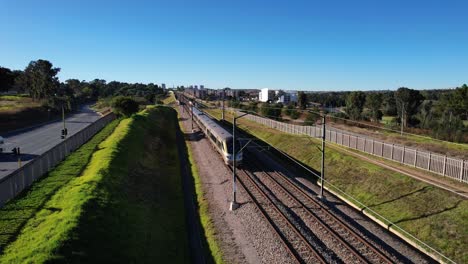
367, 186, 431, 209
176, 122, 215, 264
393, 200, 462, 225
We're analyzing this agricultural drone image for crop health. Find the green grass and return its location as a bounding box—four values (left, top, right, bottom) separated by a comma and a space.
381, 115, 395, 125
207, 108, 468, 263
0, 118, 120, 251
163, 91, 177, 105
0, 95, 43, 112
0, 107, 189, 263
177, 112, 225, 264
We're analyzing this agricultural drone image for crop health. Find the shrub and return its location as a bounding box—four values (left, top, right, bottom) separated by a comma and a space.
111, 96, 139, 117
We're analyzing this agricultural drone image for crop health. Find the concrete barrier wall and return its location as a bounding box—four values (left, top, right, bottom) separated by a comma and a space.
235, 111, 467, 184
0, 113, 115, 206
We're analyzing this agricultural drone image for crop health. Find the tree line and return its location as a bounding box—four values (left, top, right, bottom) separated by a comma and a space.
0, 60, 166, 114
320, 86, 467, 142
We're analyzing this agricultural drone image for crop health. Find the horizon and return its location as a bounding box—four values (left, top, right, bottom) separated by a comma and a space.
1, 0, 467, 91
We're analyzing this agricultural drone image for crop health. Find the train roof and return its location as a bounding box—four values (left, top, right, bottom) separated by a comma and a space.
193, 107, 233, 141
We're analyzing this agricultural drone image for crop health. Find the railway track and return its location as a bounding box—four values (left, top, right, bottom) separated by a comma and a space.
228, 165, 328, 264
246, 156, 395, 264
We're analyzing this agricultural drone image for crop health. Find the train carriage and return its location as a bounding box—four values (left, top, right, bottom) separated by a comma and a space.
191, 107, 243, 166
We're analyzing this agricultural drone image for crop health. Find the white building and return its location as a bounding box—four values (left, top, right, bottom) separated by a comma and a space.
259, 88, 275, 102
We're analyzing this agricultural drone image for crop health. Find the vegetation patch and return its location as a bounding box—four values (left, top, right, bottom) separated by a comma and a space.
0, 107, 189, 263
207, 108, 467, 263
0, 118, 119, 251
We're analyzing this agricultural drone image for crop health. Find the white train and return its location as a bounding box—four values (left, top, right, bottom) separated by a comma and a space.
191, 106, 243, 166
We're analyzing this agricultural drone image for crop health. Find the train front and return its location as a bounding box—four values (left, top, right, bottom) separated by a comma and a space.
225, 139, 243, 166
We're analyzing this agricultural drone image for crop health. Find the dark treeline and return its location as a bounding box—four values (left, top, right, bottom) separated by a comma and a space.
0, 59, 166, 112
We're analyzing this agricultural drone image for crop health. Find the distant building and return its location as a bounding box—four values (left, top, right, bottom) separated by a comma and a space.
276, 91, 298, 104
161, 83, 166, 89
259, 88, 275, 102
200, 85, 204, 89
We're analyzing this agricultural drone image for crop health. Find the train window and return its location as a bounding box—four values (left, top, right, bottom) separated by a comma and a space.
226, 139, 241, 154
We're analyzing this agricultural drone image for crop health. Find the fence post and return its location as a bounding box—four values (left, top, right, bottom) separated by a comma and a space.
414, 149, 418, 167
401, 146, 405, 163
427, 152, 432, 170
371, 139, 374, 154
380, 142, 384, 156
354, 136, 357, 149
391, 144, 394, 160
460, 160, 464, 182
443, 156, 447, 176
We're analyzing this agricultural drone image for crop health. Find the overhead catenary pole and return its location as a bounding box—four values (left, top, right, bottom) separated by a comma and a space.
191, 100, 194, 131
222, 89, 225, 121
230, 112, 249, 211
319, 114, 326, 199
231, 114, 239, 210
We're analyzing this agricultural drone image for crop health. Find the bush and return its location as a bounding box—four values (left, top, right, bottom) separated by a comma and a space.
304, 112, 319, 125
111, 96, 139, 117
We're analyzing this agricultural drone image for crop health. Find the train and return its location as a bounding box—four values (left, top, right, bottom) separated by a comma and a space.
188, 102, 243, 166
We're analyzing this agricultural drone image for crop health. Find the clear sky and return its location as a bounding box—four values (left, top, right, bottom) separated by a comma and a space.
1, 0, 467, 91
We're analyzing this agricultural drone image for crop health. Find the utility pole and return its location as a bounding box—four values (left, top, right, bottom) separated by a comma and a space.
191, 100, 194, 132
230, 112, 248, 211
319, 114, 326, 199
222, 89, 225, 121
230, 116, 239, 210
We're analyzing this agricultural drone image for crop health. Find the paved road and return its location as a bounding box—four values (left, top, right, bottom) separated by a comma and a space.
0, 105, 101, 179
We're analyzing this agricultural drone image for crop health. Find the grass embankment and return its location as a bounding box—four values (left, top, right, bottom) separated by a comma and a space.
177, 110, 224, 264
206, 108, 467, 263
163, 91, 177, 105
0, 106, 189, 263
0, 118, 120, 251
0, 95, 55, 133
0, 95, 41, 112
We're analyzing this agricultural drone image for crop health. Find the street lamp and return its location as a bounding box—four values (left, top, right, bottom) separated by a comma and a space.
55, 94, 67, 139
230, 111, 249, 211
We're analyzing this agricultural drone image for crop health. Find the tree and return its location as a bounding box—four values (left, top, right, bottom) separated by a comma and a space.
365, 93, 383, 122
345, 91, 366, 120
0, 67, 17, 92
438, 84, 468, 120
382, 92, 397, 116
394, 87, 423, 128
417, 100, 433, 128
298, 91, 307, 109
16, 60, 60, 100
111, 96, 139, 117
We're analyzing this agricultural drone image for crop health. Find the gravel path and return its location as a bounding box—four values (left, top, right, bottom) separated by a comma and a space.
177, 105, 294, 264
247, 143, 437, 264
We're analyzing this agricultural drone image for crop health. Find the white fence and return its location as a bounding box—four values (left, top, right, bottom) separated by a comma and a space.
0, 113, 116, 206
241, 113, 467, 184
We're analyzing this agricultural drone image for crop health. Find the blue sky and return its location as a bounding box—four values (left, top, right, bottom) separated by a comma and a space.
1, 0, 467, 90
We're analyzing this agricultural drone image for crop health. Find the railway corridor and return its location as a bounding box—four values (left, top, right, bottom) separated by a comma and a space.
177, 94, 435, 263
